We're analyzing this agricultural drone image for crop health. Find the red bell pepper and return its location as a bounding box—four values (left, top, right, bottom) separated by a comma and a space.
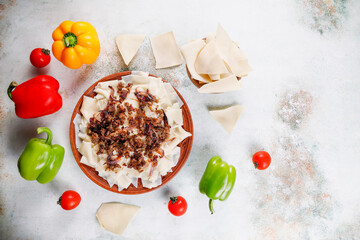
7, 75, 62, 119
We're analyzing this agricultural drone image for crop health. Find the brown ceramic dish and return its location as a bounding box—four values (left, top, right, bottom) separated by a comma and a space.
69, 71, 193, 194
186, 66, 203, 89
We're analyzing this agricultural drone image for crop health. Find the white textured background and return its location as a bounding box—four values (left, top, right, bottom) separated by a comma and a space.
1, 0, 360, 239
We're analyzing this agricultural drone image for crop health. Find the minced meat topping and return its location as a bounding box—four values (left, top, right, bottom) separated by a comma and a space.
87, 81, 170, 171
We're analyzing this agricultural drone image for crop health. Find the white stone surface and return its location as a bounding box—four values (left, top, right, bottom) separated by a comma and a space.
0, 0, 360, 239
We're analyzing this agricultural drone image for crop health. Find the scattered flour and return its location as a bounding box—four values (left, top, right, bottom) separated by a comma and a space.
298, 0, 348, 34
278, 90, 313, 129
252, 131, 334, 239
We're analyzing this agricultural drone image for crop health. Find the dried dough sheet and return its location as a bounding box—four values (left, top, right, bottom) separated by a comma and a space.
180, 39, 211, 83
209, 74, 220, 81
194, 40, 229, 75
205, 33, 215, 43
215, 24, 252, 77
181, 24, 252, 93
198, 74, 242, 93
96, 202, 140, 235
115, 34, 146, 66
150, 32, 182, 69
209, 105, 243, 134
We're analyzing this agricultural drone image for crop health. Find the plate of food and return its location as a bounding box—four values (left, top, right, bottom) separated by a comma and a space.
69, 71, 193, 194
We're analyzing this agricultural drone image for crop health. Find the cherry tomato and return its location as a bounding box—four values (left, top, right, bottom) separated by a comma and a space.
58, 190, 81, 210
252, 151, 271, 170
168, 196, 187, 216
30, 48, 51, 68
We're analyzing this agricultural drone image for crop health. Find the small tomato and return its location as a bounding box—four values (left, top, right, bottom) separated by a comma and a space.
30, 48, 51, 68
252, 151, 271, 170
58, 190, 81, 210
168, 196, 187, 216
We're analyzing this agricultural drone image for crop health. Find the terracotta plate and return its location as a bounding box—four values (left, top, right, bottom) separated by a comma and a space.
69, 71, 193, 194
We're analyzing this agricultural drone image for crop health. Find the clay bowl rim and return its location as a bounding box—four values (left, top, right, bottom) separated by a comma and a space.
69, 71, 194, 195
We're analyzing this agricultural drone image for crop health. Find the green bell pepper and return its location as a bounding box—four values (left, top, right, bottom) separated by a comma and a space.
18, 127, 65, 184
199, 156, 236, 214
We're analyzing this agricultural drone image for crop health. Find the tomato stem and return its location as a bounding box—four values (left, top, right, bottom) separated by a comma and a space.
170, 196, 178, 204
63, 32, 77, 48
209, 199, 214, 214
42, 48, 50, 55
7, 81, 18, 100
253, 162, 258, 169
57, 196, 62, 205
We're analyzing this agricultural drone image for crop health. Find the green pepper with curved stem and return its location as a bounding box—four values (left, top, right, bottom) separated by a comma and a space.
199, 156, 236, 214
18, 127, 64, 184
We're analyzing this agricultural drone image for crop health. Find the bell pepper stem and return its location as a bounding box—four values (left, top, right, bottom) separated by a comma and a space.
63, 32, 77, 48
7, 81, 18, 100
209, 199, 214, 214
37, 127, 53, 145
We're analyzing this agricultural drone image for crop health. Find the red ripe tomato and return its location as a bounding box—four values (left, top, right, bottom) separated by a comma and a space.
252, 151, 271, 170
58, 190, 81, 210
168, 196, 187, 216
30, 48, 51, 68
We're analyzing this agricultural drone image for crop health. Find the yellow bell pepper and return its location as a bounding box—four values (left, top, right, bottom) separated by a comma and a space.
52, 21, 100, 69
